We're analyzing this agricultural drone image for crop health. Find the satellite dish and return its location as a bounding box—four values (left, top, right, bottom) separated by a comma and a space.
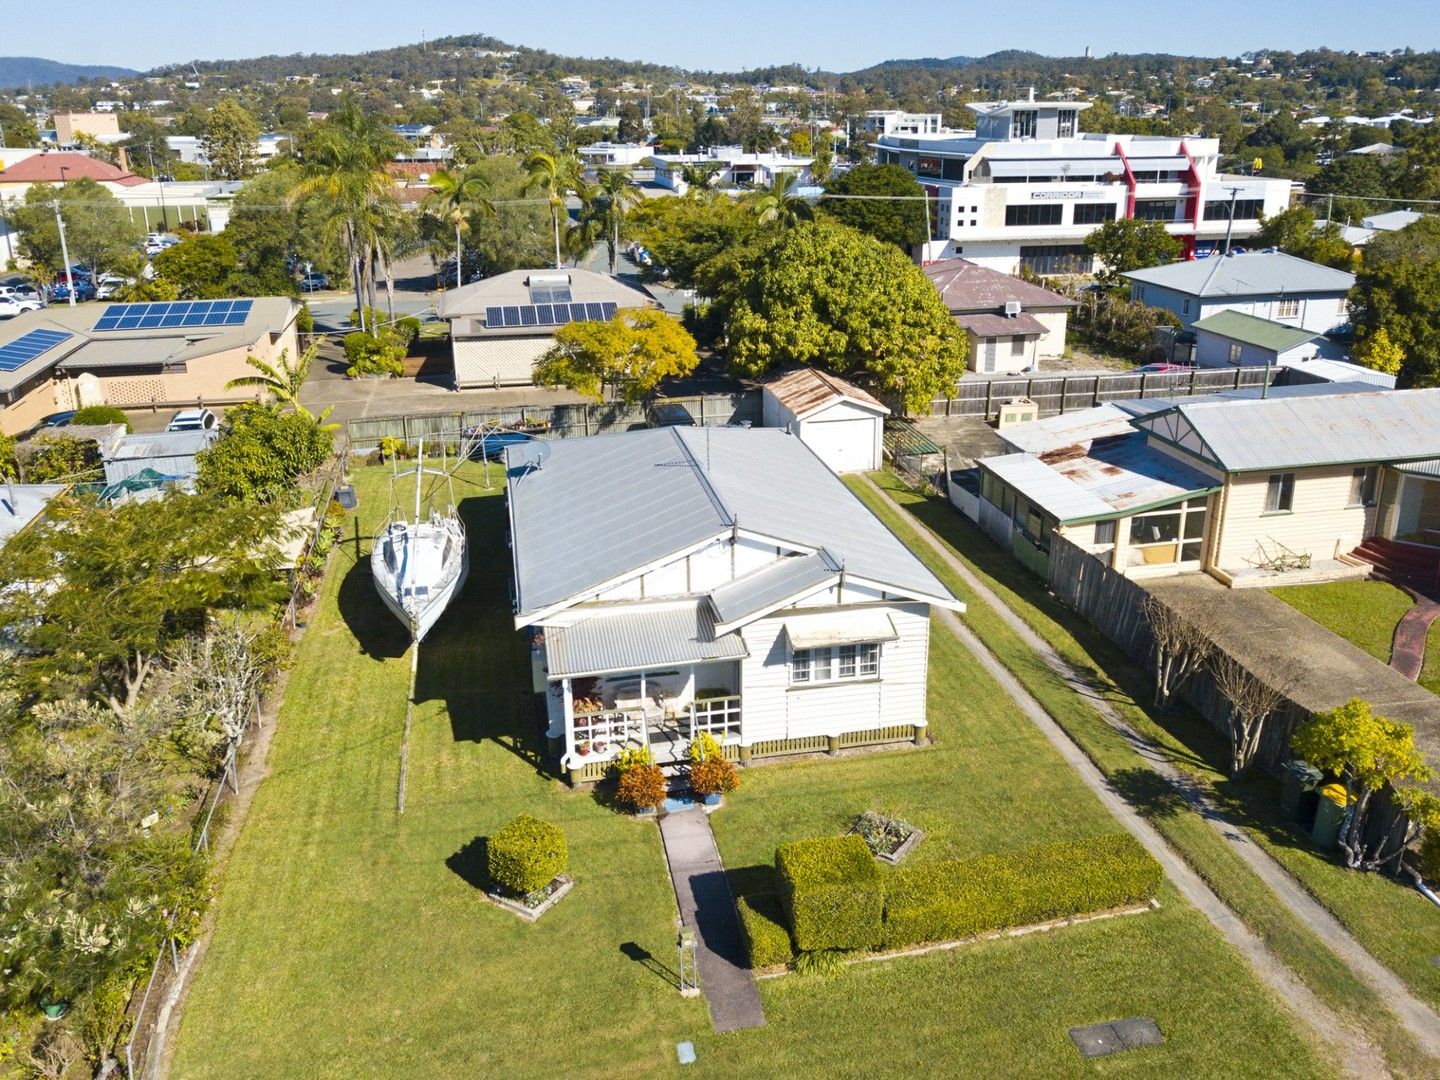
512, 440, 552, 474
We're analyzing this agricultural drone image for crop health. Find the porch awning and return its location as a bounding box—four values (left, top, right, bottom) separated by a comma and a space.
545, 600, 748, 679
783, 610, 898, 651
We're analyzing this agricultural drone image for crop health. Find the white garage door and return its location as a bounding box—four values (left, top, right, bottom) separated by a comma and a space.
801, 418, 876, 474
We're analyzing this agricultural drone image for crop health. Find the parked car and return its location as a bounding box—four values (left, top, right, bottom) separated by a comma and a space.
0, 297, 26, 319
38, 410, 77, 430
166, 407, 218, 432
0, 284, 42, 307
95, 274, 130, 300
50, 278, 97, 302
461, 427, 533, 460
299, 272, 330, 292
143, 233, 181, 257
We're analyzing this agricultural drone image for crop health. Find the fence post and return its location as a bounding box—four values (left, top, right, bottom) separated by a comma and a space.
1233, 368, 1242, 390
984, 380, 994, 419
1189, 368, 1198, 397
1140, 372, 1150, 398
1060, 376, 1069, 415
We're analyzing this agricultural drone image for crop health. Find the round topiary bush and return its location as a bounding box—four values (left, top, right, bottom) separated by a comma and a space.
487, 814, 567, 897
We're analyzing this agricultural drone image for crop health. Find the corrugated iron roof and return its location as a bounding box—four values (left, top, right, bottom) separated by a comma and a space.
708, 550, 839, 628
955, 312, 1047, 338
1120, 251, 1355, 297
544, 601, 748, 678
1191, 310, 1318, 352
437, 268, 656, 321
924, 258, 1075, 313
762, 367, 889, 418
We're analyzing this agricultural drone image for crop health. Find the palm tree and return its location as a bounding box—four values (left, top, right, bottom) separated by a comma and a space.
291, 103, 407, 334
567, 179, 606, 267
422, 166, 494, 289
225, 343, 335, 427
679, 160, 724, 200
593, 168, 643, 274
749, 171, 814, 229
524, 150, 578, 269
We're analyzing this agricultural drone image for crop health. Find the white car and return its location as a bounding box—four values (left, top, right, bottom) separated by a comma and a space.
166, 408, 218, 432
95, 275, 129, 300
0, 285, 42, 311
0, 296, 42, 319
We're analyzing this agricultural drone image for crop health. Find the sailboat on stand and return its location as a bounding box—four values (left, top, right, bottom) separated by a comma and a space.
372, 436, 469, 642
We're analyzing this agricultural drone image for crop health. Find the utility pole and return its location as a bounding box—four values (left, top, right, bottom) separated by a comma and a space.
1222, 185, 1241, 255
51, 201, 76, 307
148, 143, 169, 230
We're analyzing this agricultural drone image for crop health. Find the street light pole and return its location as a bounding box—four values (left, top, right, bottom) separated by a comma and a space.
51, 201, 76, 307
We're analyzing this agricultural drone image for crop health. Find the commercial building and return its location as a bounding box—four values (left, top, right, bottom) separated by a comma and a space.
861, 111, 944, 138
874, 94, 1292, 274
652, 148, 813, 194
51, 112, 121, 145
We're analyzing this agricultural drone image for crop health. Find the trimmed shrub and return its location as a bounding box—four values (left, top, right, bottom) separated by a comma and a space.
1420, 829, 1440, 884
616, 763, 667, 812
882, 833, 1161, 949
487, 815, 567, 897
736, 892, 794, 969
776, 835, 883, 952
689, 756, 739, 797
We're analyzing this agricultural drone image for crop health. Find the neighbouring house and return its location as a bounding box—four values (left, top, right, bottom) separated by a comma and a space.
577, 142, 655, 168
973, 383, 1440, 587
504, 426, 964, 783
923, 258, 1075, 373
0, 482, 68, 545
51, 112, 121, 145
436, 269, 658, 390
1362, 209, 1426, 233
1191, 310, 1324, 368
0, 298, 300, 436
651, 147, 814, 194
0, 150, 148, 199
760, 368, 889, 473
1122, 250, 1356, 337
101, 428, 220, 488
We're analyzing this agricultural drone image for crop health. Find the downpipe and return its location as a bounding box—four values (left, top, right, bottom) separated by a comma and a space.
1402, 865, 1440, 911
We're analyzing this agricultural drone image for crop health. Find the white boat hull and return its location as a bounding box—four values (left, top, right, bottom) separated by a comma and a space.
371, 515, 469, 642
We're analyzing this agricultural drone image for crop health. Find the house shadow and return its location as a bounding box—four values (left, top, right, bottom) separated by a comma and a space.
446, 836, 489, 891
336, 558, 411, 660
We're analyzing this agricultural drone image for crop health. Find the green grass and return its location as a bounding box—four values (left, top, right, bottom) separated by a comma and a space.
172, 462, 1328, 1079
848, 471, 1440, 1077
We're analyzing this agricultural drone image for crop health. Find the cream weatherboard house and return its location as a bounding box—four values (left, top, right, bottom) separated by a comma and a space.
505, 426, 963, 783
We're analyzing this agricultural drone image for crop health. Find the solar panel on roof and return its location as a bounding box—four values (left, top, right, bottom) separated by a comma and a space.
534, 304, 556, 325
0, 328, 73, 373
501, 306, 522, 327
484, 305, 504, 326
584, 302, 606, 321
93, 299, 255, 332
601, 302, 618, 320
520, 305, 539, 327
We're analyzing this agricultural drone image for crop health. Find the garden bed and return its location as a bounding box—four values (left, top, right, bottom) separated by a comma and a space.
850, 810, 923, 864
483, 875, 574, 923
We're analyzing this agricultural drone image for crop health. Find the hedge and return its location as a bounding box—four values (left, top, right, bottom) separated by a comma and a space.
736, 893, 795, 969
776, 835, 883, 952
882, 833, 1161, 949
487, 815, 568, 897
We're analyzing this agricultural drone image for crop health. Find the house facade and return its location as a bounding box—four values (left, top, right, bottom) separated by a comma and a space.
1121, 250, 1356, 335
651, 148, 814, 194
973, 385, 1440, 587
923, 258, 1075, 373
1191, 310, 1322, 368
504, 427, 963, 783
874, 95, 1292, 274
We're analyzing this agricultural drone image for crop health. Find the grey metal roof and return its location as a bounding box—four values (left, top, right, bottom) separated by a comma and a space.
544, 601, 748, 678
1142, 387, 1440, 472
105, 429, 218, 462
437, 268, 656, 321
0, 483, 67, 543
1121, 251, 1355, 297
708, 550, 840, 628
505, 427, 959, 620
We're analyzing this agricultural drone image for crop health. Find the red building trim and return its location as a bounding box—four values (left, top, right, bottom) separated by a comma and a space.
1113, 142, 1137, 219
1178, 140, 1205, 260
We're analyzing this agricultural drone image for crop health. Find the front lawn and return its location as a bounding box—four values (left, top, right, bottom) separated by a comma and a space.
171, 461, 1327, 1079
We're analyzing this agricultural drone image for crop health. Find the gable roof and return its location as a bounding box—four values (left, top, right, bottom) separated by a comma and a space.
504, 427, 958, 621
0, 151, 147, 187
1135, 387, 1440, 472
1120, 251, 1355, 298
1191, 310, 1318, 353
955, 312, 1047, 339
437, 268, 656, 330
924, 258, 1075, 313
761, 367, 889, 418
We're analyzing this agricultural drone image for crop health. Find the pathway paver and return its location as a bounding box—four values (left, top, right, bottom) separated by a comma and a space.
1392, 598, 1440, 681
657, 810, 766, 1033
859, 475, 1399, 1077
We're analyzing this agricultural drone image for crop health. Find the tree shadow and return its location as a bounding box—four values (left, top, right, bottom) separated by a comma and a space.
1109, 767, 1194, 822
620, 941, 678, 989
336, 558, 411, 660
447, 836, 489, 891
689, 870, 748, 968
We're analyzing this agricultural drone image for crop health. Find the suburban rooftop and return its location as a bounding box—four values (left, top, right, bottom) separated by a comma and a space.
1120, 250, 1357, 297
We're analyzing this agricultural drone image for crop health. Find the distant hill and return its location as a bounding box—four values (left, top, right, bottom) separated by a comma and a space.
0, 56, 138, 88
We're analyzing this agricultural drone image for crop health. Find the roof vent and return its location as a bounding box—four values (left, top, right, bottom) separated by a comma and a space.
1004, 300, 1023, 317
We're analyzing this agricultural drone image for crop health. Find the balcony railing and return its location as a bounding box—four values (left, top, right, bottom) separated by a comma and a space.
686, 695, 742, 743
571, 709, 647, 764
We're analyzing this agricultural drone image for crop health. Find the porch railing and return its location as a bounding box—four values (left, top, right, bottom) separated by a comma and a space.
686, 695, 742, 743
571, 709, 647, 764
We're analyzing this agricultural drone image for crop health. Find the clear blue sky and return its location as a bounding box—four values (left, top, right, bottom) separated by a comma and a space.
12, 0, 1440, 73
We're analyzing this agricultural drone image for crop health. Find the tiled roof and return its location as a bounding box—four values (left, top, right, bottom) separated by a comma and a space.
0, 151, 147, 186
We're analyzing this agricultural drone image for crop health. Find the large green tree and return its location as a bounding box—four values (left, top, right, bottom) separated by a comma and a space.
524, 150, 580, 269
152, 232, 240, 299
0, 103, 41, 148
819, 163, 928, 251
1348, 215, 1440, 387
201, 98, 262, 180
195, 402, 333, 504
1084, 217, 1183, 283
421, 165, 494, 288
1252, 206, 1356, 270
628, 196, 764, 288
708, 218, 967, 412
535, 308, 698, 402
8, 181, 143, 278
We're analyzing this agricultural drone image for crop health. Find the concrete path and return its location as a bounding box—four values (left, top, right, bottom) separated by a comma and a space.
1392, 598, 1440, 681
657, 810, 766, 1033
858, 476, 1400, 1077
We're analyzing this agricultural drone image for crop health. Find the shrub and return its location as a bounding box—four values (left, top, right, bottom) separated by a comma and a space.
378, 435, 411, 462
793, 948, 850, 979
295, 303, 314, 335
487, 815, 567, 897
882, 833, 1161, 949
195, 402, 332, 504
690, 755, 739, 797
19, 434, 102, 483
688, 731, 723, 764
395, 315, 422, 345
616, 763, 667, 811
775, 835, 883, 952
614, 744, 653, 771
70, 405, 132, 431
736, 893, 795, 969
343, 329, 406, 378
1420, 829, 1440, 884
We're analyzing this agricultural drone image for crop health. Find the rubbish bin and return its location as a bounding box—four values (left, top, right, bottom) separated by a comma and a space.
1280, 759, 1324, 829
1311, 783, 1349, 849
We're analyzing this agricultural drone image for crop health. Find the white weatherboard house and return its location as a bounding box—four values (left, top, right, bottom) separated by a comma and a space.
761, 368, 890, 474
505, 427, 963, 783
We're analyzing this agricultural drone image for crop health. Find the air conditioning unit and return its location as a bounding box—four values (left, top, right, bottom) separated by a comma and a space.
1004, 300, 1023, 317
997, 397, 1040, 428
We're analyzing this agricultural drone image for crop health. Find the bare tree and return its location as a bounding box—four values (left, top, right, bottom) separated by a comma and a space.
1142, 593, 1216, 710
1210, 652, 1302, 776
162, 619, 276, 767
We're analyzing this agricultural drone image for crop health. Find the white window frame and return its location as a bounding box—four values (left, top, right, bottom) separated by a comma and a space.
1227, 341, 1243, 365
1265, 472, 1296, 514
791, 643, 882, 685
1275, 298, 1299, 319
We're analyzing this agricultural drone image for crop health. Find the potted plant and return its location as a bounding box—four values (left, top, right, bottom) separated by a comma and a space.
577, 740, 591, 757
689, 756, 739, 806
614, 746, 666, 815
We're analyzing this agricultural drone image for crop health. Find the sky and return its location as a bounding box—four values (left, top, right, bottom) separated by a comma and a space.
10, 0, 1440, 74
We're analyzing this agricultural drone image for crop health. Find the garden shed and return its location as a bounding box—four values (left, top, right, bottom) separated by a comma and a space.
761, 368, 890, 474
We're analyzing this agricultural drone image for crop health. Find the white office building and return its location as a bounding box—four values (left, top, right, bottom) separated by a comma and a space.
874, 94, 1293, 275
861, 111, 944, 137
652, 147, 814, 195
